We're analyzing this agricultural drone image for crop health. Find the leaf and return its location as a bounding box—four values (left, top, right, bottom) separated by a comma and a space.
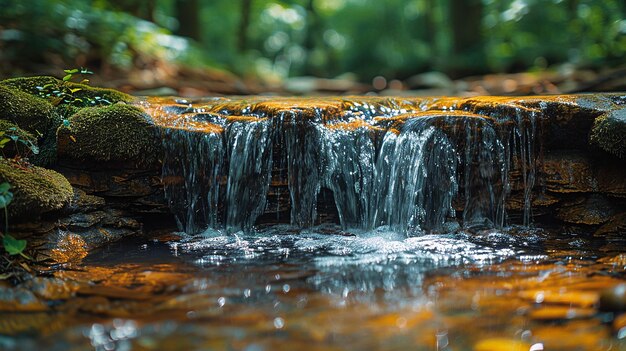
69, 88, 82, 93
0, 192, 13, 208
3, 234, 26, 255
80, 79, 90, 85
64, 69, 79, 74
62, 74, 72, 82
0, 182, 11, 193
70, 135, 77, 143
0, 182, 13, 209
50, 97, 62, 106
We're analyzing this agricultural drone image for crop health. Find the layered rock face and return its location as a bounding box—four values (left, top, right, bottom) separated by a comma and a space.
0, 76, 624, 260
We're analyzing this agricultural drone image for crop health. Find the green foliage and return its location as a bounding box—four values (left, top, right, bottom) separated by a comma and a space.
0, 127, 40, 158
35, 68, 112, 108
3, 234, 26, 256
0, 0, 625, 80
0, 182, 13, 209
0, 0, 214, 73
0, 182, 26, 258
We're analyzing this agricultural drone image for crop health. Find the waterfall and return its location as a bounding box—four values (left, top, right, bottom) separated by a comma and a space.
151, 97, 538, 235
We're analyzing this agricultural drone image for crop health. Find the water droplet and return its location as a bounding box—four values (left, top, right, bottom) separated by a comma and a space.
282, 284, 290, 293
273, 317, 285, 329
244, 288, 251, 298
535, 292, 545, 304
217, 297, 226, 307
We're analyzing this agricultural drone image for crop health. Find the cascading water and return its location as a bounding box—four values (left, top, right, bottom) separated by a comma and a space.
150, 97, 538, 235
224, 118, 273, 232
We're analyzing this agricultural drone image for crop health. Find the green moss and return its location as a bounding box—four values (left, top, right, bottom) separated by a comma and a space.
0, 76, 60, 96
0, 76, 134, 108
57, 103, 160, 167
0, 120, 38, 159
0, 85, 58, 134
0, 159, 73, 221
590, 108, 626, 159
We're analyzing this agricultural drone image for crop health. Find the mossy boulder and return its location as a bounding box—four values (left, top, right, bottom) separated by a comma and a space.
590, 108, 626, 159
0, 159, 73, 221
0, 85, 58, 135
57, 104, 161, 167
0, 76, 133, 106
0, 120, 38, 159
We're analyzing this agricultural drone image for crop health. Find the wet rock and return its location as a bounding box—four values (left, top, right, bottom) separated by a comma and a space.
0, 159, 73, 221
528, 306, 596, 321
556, 195, 617, 225
473, 338, 531, 351
594, 212, 626, 237
599, 284, 626, 312
22, 277, 78, 300
68, 187, 106, 212
0, 286, 48, 312
541, 151, 626, 195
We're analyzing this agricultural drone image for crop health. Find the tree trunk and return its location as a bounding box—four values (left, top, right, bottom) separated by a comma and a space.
448, 0, 484, 77
175, 0, 201, 41
303, 0, 321, 76
238, 0, 253, 52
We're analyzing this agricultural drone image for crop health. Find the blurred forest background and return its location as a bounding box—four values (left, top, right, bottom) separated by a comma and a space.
1, 0, 625, 95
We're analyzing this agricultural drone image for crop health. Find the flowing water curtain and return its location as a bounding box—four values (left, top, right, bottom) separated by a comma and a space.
225, 119, 274, 233
320, 124, 376, 229
372, 117, 458, 234
514, 109, 538, 226
162, 128, 224, 234
280, 111, 324, 228
458, 116, 508, 229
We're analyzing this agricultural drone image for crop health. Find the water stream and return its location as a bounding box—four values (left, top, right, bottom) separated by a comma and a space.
2, 96, 624, 351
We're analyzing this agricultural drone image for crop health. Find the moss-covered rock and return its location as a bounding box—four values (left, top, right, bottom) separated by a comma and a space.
0, 85, 58, 135
590, 108, 626, 159
0, 159, 73, 221
0, 76, 133, 106
0, 120, 38, 159
57, 103, 160, 167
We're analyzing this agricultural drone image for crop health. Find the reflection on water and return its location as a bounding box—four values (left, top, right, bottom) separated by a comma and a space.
2, 226, 625, 351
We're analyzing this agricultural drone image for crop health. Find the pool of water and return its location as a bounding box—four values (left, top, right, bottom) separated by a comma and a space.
2, 225, 625, 350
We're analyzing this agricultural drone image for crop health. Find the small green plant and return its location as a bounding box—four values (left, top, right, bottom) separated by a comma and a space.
0, 182, 27, 259
0, 129, 32, 260
35, 67, 112, 108
0, 127, 39, 159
